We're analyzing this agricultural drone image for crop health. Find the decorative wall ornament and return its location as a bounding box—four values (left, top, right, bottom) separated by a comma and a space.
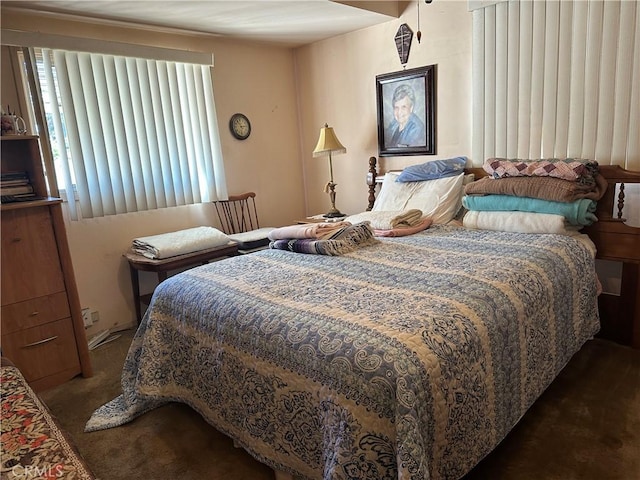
394, 23, 413, 66
417, 1, 422, 43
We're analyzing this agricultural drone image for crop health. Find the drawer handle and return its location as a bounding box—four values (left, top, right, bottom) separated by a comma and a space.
22, 336, 58, 348
28, 311, 40, 317
11, 237, 22, 243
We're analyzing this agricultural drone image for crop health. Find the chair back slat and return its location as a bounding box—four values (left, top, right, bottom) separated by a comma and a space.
213, 192, 261, 235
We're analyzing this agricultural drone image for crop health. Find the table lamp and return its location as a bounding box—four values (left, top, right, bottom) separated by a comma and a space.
312, 123, 346, 218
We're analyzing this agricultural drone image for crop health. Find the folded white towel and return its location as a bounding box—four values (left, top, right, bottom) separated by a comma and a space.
462, 211, 575, 235
268, 221, 351, 241
345, 209, 424, 231
132, 226, 232, 259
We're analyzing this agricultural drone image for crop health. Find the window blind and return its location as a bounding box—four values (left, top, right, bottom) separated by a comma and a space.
31, 47, 227, 220
472, 0, 639, 172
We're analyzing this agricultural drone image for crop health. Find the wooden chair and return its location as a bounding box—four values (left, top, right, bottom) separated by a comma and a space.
213, 192, 273, 253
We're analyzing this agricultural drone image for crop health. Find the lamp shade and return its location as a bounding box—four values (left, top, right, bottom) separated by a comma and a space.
312, 124, 346, 157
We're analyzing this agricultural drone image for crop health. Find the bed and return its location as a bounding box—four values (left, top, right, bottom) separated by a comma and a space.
86, 157, 640, 480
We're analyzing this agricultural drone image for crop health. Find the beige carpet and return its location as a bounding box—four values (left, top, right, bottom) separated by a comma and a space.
39, 329, 640, 480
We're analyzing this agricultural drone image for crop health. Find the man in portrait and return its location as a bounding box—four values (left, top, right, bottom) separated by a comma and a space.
384, 83, 426, 148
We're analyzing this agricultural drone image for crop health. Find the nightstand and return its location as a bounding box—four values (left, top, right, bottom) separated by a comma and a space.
298, 214, 348, 224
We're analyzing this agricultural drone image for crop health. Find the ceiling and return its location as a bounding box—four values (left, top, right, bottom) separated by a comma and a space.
2, 1, 402, 48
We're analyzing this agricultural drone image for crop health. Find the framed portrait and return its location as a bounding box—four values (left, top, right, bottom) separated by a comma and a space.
376, 64, 436, 156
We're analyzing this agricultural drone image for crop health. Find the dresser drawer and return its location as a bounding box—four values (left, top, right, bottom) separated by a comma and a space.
1, 207, 66, 305
1, 292, 70, 334
1, 318, 81, 383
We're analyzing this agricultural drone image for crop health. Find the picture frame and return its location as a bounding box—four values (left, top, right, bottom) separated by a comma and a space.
376, 64, 436, 156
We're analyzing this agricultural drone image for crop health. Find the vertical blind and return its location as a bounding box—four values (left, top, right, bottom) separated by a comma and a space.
471, 0, 640, 171
33, 48, 228, 220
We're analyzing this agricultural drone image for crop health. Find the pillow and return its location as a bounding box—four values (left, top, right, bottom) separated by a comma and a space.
451, 173, 476, 222
395, 156, 467, 182
373, 172, 465, 224
462, 173, 475, 185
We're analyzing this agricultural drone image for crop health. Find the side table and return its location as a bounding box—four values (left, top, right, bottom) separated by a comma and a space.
297, 214, 348, 224
124, 243, 239, 324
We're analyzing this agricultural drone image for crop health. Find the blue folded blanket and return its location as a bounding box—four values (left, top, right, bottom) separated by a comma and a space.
462, 194, 597, 226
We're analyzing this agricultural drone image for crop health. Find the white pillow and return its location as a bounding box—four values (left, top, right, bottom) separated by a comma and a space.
373, 172, 465, 224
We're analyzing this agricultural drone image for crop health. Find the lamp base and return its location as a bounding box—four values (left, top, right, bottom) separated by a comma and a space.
323, 208, 344, 218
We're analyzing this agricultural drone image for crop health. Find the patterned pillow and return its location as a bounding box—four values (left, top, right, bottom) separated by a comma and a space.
396, 157, 467, 182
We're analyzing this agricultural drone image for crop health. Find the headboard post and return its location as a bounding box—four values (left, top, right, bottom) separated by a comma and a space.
617, 183, 625, 219
366, 156, 378, 211
570, 165, 640, 263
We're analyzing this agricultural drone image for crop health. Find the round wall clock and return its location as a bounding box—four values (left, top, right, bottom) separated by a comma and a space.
229, 113, 251, 140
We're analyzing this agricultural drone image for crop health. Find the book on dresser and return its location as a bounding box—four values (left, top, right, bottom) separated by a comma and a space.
1, 171, 37, 202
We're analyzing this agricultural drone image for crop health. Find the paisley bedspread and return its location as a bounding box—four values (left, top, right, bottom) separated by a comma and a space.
86, 225, 600, 480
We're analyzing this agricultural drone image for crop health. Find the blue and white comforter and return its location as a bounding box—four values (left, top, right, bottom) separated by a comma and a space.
86, 225, 600, 480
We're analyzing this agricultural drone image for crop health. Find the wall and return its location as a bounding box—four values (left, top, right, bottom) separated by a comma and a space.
295, 1, 473, 217
1, 9, 307, 336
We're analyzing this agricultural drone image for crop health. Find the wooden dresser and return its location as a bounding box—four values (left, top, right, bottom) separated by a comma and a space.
1, 135, 92, 391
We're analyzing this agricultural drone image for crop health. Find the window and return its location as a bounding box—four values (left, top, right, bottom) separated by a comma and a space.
24, 47, 228, 220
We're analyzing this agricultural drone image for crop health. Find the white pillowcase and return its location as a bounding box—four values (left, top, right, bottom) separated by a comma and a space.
373, 172, 465, 224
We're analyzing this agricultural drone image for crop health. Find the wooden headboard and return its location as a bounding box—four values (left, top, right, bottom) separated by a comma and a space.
365, 156, 640, 348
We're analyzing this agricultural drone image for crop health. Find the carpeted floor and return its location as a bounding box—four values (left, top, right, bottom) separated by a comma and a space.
39, 329, 640, 480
